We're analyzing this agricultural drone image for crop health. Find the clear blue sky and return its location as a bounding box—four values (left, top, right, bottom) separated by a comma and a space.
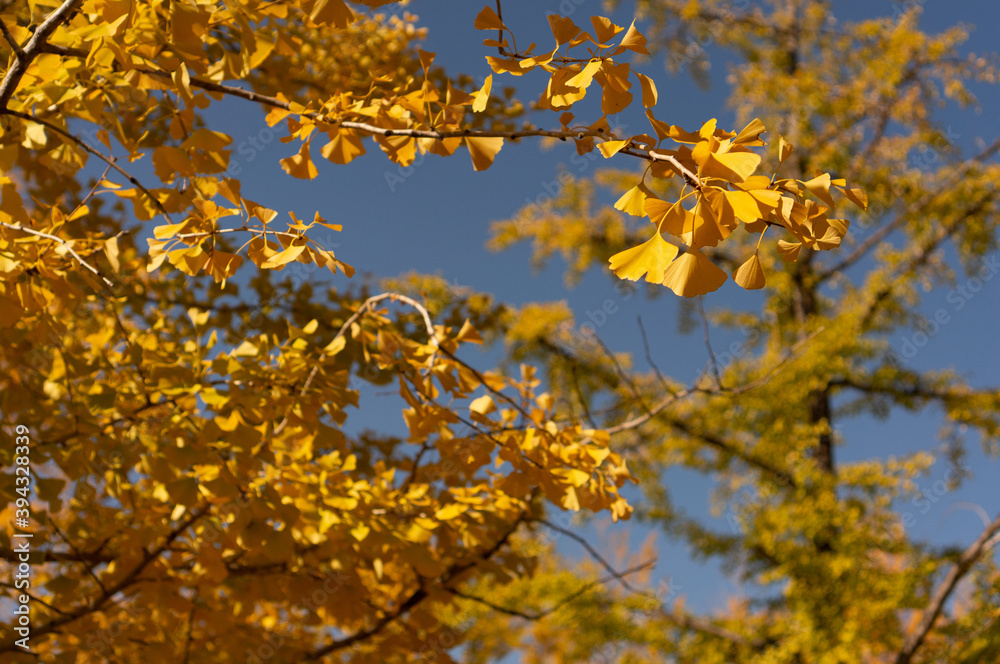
195, 0, 1000, 617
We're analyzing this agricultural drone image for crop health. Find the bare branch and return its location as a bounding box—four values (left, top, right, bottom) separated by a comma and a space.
895, 511, 1000, 664
697, 296, 723, 390
637, 315, 671, 391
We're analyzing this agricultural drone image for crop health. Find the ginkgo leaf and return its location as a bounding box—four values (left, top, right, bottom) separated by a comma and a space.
104, 237, 120, 272
645, 197, 694, 236
839, 186, 869, 209
552, 467, 591, 487
618, 19, 649, 54
598, 140, 628, 158
180, 128, 232, 151
417, 48, 435, 72
590, 16, 624, 44
260, 243, 306, 268
692, 143, 761, 183
608, 232, 681, 283
802, 173, 836, 207
777, 239, 803, 261
733, 253, 766, 289
646, 109, 672, 141
541, 66, 588, 108
474, 5, 505, 31
778, 136, 794, 164
309, 0, 355, 28
565, 59, 602, 90
470, 394, 496, 416
614, 183, 651, 216
472, 74, 492, 113
595, 62, 634, 114
280, 141, 318, 180
435, 503, 468, 520
733, 118, 766, 146
660, 248, 728, 297
321, 129, 365, 164
466, 136, 504, 171
485, 55, 527, 76
548, 14, 582, 47
637, 72, 658, 108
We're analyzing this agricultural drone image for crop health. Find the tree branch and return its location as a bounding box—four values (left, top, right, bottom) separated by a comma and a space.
0, 507, 206, 654
0, 220, 114, 288
305, 511, 527, 659
894, 511, 1000, 664
820, 135, 1000, 280
0, 0, 84, 110
0, 109, 172, 220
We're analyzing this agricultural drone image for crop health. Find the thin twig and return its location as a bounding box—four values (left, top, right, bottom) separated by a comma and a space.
1, 109, 171, 220
820, 135, 1000, 280
0, 220, 114, 288
637, 315, 670, 391
0, 17, 23, 58
131, 67, 704, 181
697, 296, 723, 390
538, 519, 645, 595
894, 511, 1000, 664
273, 293, 438, 436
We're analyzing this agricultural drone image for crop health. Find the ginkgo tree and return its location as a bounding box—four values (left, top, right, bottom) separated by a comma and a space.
1, 0, 986, 663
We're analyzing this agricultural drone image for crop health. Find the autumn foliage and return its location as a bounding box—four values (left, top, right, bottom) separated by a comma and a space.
1, 1, 999, 663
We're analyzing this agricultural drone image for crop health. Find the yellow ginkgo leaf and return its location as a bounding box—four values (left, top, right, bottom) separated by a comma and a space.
693, 143, 761, 183
548, 14, 582, 47
637, 72, 658, 108
595, 61, 633, 115
260, 243, 306, 268
309, 0, 355, 27
839, 186, 869, 210
614, 184, 650, 217
434, 503, 468, 521
802, 172, 836, 207
733, 118, 766, 146
618, 19, 649, 54
608, 232, 680, 283
542, 67, 588, 109
590, 16, 624, 44
474, 5, 506, 31
598, 139, 628, 158
777, 239, 803, 261
466, 136, 504, 171
645, 197, 694, 236
472, 74, 492, 113
321, 129, 365, 164
778, 136, 794, 164
661, 248, 728, 297
733, 253, 766, 290
565, 59, 602, 90
280, 141, 318, 180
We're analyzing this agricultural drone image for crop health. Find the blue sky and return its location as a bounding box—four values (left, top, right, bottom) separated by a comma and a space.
192, 0, 1000, 618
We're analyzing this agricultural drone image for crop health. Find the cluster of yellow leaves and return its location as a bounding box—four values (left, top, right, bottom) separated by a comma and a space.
607, 119, 868, 296
147, 178, 351, 286
468, 7, 867, 296
475, 7, 651, 115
